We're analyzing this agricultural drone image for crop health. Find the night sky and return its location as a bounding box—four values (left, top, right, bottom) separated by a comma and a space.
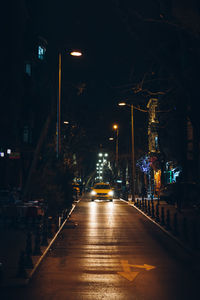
28, 0, 143, 146
1, 0, 200, 162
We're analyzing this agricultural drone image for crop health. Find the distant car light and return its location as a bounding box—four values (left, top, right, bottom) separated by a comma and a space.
91, 190, 97, 196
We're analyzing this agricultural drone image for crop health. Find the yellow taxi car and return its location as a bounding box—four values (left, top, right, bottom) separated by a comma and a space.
90, 182, 114, 201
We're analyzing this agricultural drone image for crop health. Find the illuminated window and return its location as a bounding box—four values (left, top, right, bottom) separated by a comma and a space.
38, 45, 46, 60
155, 136, 158, 150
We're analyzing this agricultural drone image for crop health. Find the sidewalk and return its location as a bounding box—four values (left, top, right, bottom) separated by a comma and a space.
126, 197, 200, 257
0, 204, 76, 287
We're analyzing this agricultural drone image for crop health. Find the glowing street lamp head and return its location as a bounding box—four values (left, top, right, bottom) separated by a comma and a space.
118, 102, 126, 106
70, 50, 82, 57
113, 124, 118, 130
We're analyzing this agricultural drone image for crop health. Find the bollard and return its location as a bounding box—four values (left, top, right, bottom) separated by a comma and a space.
41, 220, 48, 246
141, 196, 144, 210
48, 217, 53, 238
25, 251, 33, 269
24, 231, 34, 268
58, 216, 62, 228
17, 251, 27, 278
144, 199, 147, 213
142, 198, 144, 210
147, 200, 151, 215
192, 220, 199, 249
155, 204, 160, 223
25, 231, 32, 255
33, 229, 42, 255
161, 207, 165, 226
173, 213, 179, 236
157, 194, 160, 206
0, 262, 3, 283
139, 199, 141, 209
166, 209, 171, 230
151, 201, 155, 218
182, 217, 188, 241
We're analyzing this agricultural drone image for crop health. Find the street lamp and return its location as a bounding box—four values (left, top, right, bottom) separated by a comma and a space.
96, 152, 109, 181
57, 49, 82, 158
118, 102, 135, 201
113, 124, 119, 167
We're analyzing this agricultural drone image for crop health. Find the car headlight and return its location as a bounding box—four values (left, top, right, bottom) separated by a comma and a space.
108, 190, 114, 196
91, 190, 97, 196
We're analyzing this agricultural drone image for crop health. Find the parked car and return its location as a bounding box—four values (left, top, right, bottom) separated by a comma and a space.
159, 182, 200, 207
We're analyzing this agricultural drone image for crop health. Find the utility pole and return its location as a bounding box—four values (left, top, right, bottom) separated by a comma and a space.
131, 104, 135, 201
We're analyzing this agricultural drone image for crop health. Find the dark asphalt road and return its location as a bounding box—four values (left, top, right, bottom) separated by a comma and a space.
1, 198, 200, 300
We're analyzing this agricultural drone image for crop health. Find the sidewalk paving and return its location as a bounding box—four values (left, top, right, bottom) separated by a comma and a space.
0, 204, 76, 287
127, 197, 200, 257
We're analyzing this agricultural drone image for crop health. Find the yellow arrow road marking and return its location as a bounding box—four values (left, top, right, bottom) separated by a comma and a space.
118, 271, 139, 281
120, 260, 131, 272
118, 260, 156, 281
117, 260, 139, 282
130, 264, 156, 271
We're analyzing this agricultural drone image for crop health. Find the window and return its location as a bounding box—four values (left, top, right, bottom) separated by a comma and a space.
38, 45, 46, 60
94, 185, 110, 189
155, 136, 158, 150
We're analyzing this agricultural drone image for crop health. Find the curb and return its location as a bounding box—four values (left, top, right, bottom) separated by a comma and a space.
120, 198, 200, 258
1, 200, 79, 287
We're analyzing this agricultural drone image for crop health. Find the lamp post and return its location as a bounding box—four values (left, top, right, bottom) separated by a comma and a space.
113, 124, 119, 168
57, 50, 82, 158
118, 102, 135, 201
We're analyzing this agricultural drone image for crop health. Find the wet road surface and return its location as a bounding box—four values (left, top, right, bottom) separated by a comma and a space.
1, 198, 200, 299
